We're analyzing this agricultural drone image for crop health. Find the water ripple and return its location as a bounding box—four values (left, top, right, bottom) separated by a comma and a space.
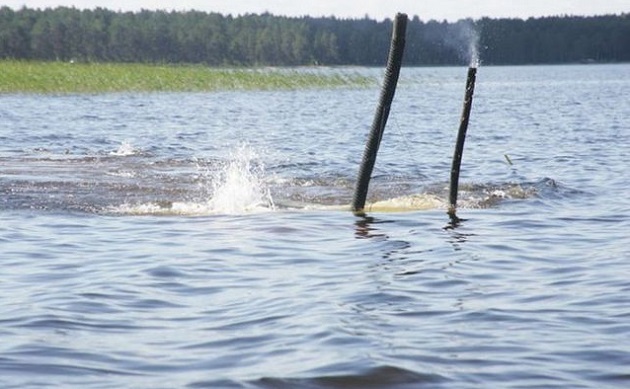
1, 65, 629, 388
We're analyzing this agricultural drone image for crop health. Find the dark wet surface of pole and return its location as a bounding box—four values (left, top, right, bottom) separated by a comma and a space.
352, 13, 407, 213
448, 66, 477, 220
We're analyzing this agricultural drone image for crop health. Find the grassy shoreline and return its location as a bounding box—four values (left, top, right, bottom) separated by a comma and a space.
0, 61, 374, 93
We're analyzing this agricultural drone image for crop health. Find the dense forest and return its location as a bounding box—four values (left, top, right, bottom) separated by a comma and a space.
0, 6, 629, 66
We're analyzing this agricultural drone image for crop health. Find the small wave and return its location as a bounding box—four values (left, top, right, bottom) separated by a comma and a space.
456, 182, 538, 209
250, 365, 446, 389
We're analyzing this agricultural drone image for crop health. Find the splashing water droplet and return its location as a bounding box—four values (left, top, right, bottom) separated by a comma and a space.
207, 143, 275, 214
110, 140, 138, 156
469, 28, 481, 68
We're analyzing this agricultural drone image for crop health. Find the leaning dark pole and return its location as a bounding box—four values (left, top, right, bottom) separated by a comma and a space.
447, 66, 477, 220
351, 13, 408, 213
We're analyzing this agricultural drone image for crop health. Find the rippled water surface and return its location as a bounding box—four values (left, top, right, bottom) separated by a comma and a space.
1, 65, 629, 388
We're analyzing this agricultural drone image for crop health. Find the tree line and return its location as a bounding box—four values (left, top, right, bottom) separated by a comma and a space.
1, 6, 629, 66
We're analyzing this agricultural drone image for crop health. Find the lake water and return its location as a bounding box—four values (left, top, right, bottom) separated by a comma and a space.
1, 64, 629, 388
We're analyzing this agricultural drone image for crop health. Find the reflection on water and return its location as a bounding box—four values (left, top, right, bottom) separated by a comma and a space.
354, 215, 391, 240
444, 218, 475, 251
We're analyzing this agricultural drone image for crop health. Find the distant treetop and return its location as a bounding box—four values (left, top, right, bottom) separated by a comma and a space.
0, 7, 628, 65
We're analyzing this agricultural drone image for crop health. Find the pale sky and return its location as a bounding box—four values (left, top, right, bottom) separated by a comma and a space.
4, 0, 630, 21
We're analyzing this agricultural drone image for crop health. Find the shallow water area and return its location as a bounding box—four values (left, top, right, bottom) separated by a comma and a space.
1, 65, 629, 388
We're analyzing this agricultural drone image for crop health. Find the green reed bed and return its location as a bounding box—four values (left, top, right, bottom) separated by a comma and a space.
0, 61, 374, 93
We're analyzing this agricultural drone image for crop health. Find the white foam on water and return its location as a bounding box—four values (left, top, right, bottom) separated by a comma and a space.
107, 183, 536, 216
295, 194, 446, 213
109, 200, 240, 216
366, 194, 446, 212
105, 139, 537, 216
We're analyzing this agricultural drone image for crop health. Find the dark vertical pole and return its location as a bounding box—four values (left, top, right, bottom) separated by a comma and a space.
351, 13, 408, 213
448, 66, 477, 219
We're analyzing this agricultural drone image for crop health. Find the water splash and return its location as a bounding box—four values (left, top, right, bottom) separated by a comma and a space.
468, 28, 481, 68
109, 140, 138, 156
207, 143, 275, 214
107, 143, 275, 216
444, 19, 481, 68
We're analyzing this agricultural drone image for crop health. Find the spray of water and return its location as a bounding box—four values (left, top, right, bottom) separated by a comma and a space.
468, 28, 481, 68
108, 143, 274, 216
109, 140, 139, 156
207, 143, 275, 214
444, 19, 481, 68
